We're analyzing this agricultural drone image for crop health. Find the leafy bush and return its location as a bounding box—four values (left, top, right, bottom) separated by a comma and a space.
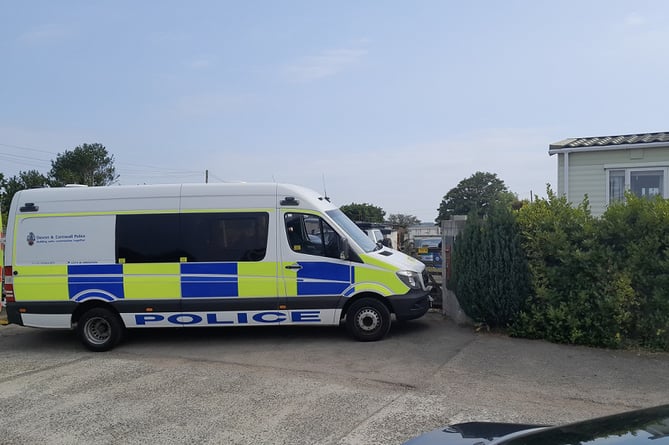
510, 190, 636, 347
510, 190, 669, 350
596, 194, 669, 350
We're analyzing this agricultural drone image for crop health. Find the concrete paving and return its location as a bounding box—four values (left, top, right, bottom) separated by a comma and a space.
0, 311, 667, 444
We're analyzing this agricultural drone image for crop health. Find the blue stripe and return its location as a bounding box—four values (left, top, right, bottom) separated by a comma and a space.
181, 263, 238, 297
298, 281, 349, 295
68, 264, 123, 275
295, 262, 351, 296
68, 283, 124, 301
181, 263, 237, 275
68, 262, 125, 301
297, 262, 350, 282
181, 276, 237, 283
181, 282, 238, 298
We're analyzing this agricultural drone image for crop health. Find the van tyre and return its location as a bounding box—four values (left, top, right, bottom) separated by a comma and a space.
346, 298, 391, 342
77, 308, 124, 352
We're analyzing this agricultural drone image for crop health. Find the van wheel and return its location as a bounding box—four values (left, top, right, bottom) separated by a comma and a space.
77, 308, 124, 352
346, 298, 391, 342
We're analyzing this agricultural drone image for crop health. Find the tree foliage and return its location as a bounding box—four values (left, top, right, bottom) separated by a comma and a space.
1, 170, 50, 218
436, 171, 515, 222
340, 202, 385, 223
387, 213, 420, 228
49, 143, 118, 186
451, 205, 531, 327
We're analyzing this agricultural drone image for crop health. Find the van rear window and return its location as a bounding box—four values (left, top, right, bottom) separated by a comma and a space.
116, 214, 181, 263
115, 212, 269, 263
181, 213, 269, 262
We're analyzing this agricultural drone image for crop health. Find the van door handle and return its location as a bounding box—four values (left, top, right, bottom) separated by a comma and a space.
285, 264, 302, 270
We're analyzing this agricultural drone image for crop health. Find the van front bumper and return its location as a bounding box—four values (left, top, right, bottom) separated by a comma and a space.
389, 289, 431, 321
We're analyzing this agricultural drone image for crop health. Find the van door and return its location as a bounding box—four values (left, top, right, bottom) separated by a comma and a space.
279, 211, 352, 325
179, 211, 278, 315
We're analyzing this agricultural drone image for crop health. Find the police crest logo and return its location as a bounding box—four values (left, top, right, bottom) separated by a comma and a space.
26, 232, 36, 246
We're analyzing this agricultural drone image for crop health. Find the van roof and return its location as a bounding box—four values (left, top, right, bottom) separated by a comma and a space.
10, 183, 338, 212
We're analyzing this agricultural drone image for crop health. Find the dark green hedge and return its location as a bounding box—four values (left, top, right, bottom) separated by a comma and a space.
451, 206, 531, 328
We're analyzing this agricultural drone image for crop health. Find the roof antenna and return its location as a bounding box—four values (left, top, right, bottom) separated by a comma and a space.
322, 173, 330, 202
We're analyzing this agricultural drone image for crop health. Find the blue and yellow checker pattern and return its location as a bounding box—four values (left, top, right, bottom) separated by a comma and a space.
77, 262, 279, 300
14, 261, 370, 301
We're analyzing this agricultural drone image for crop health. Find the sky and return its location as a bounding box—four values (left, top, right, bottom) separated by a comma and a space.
2, 1, 669, 222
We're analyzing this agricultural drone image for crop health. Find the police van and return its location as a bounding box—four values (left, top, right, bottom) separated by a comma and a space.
3, 183, 430, 351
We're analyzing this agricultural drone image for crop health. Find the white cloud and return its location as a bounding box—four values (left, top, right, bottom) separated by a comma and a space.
282, 47, 368, 82
625, 13, 645, 26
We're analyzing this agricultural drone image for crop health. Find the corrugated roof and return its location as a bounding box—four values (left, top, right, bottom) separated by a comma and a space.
549, 131, 669, 151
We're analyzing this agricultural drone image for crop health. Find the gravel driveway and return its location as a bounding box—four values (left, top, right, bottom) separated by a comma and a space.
0, 310, 667, 444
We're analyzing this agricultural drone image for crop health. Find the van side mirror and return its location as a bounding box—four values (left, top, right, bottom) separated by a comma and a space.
339, 237, 349, 260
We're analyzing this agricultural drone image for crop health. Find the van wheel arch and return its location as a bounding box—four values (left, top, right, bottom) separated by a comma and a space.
341, 292, 392, 319
72, 300, 123, 325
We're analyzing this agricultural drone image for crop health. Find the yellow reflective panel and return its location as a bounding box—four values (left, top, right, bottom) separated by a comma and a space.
13, 265, 69, 301
354, 264, 407, 295
123, 263, 181, 299
238, 262, 278, 298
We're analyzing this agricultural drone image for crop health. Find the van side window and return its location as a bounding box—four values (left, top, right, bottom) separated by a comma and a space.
181, 212, 269, 262
284, 213, 343, 259
116, 214, 181, 263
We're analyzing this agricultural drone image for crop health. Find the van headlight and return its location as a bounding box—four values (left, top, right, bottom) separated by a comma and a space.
396, 270, 421, 290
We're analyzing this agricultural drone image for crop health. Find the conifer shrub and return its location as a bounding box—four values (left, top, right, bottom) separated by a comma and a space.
451, 205, 531, 327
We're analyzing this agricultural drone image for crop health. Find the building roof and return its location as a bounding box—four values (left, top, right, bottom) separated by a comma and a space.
550, 131, 669, 152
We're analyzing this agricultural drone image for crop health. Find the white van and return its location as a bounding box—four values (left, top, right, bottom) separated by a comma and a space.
365, 228, 384, 244
3, 183, 430, 351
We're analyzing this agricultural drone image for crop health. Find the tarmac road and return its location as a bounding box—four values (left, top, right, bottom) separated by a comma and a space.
0, 310, 668, 444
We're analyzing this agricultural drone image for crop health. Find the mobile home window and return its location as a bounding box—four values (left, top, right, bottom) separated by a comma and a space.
116, 214, 181, 263
631, 170, 663, 198
180, 212, 269, 262
607, 168, 667, 204
608, 170, 625, 203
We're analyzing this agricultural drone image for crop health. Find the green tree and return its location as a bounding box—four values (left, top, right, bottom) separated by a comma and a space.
387, 213, 420, 228
1, 170, 50, 219
451, 205, 531, 327
340, 203, 385, 223
436, 171, 515, 222
48, 143, 118, 186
